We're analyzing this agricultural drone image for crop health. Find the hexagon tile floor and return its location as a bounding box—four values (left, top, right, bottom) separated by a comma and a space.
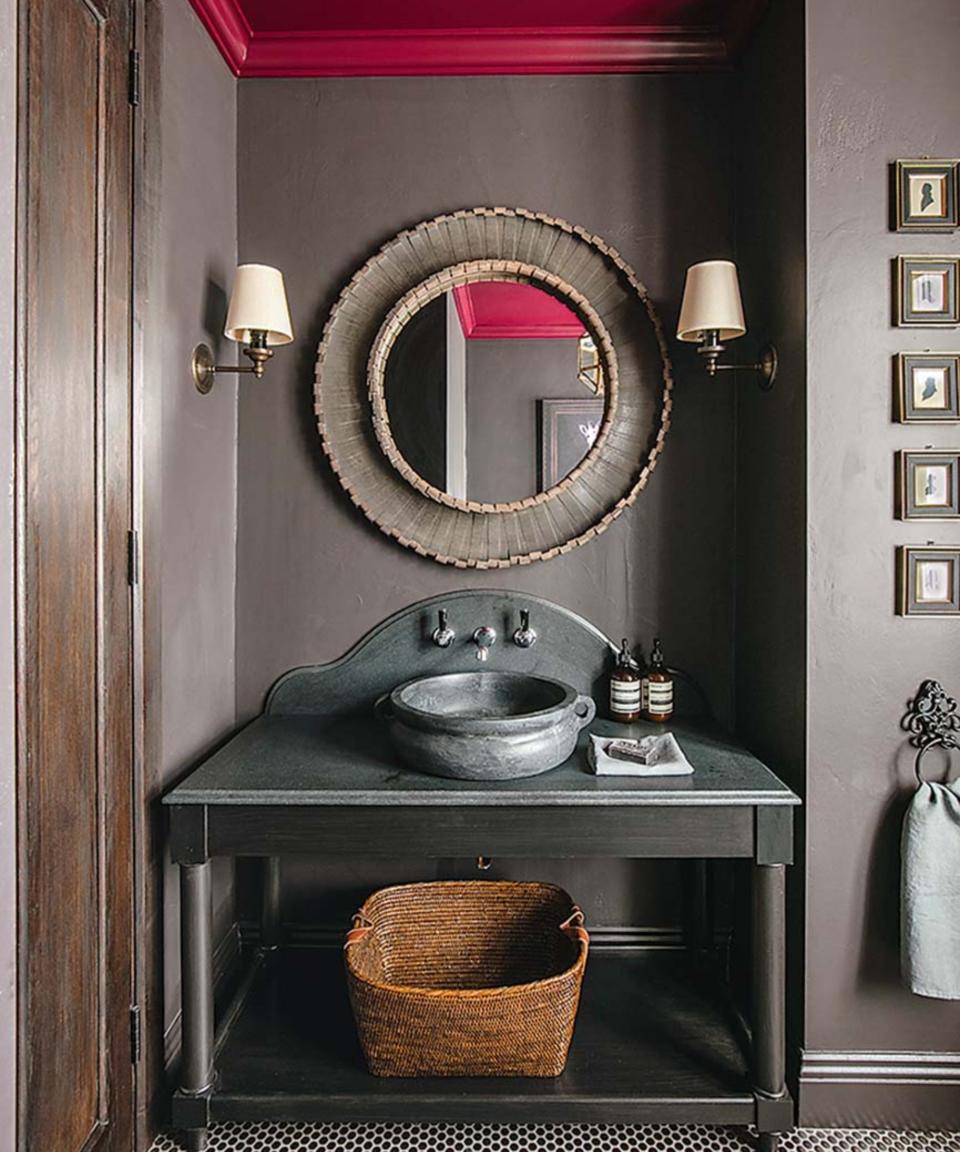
150, 1123, 960, 1152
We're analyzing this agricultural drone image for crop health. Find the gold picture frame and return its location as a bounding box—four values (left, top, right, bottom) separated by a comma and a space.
895, 255, 960, 327
896, 352, 960, 422
896, 449, 960, 520
893, 160, 959, 231
897, 546, 960, 616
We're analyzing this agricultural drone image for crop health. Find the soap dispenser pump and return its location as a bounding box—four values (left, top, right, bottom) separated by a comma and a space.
609, 638, 642, 722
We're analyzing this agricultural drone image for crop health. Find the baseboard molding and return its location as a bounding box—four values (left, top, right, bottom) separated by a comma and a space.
799, 1049, 960, 1130
238, 921, 724, 952
163, 922, 242, 1072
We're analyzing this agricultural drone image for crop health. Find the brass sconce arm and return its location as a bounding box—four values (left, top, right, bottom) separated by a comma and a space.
192, 332, 274, 394
696, 329, 778, 391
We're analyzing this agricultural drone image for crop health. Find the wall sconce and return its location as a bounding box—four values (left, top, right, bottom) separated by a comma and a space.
676, 259, 777, 391
192, 263, 294, 394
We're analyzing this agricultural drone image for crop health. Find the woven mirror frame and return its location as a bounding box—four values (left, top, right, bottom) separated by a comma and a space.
315, 208, 673, 569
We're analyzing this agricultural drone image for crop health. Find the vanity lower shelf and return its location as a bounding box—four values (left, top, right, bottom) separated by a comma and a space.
201, 945, 756, 1126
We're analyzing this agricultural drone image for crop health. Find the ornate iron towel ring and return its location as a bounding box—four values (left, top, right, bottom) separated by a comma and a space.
902, 679, 960, 784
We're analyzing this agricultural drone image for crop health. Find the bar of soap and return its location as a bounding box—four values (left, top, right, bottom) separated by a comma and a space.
606, 739, 650, 764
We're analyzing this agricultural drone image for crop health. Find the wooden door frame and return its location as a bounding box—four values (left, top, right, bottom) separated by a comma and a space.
13, 0, 146, 1147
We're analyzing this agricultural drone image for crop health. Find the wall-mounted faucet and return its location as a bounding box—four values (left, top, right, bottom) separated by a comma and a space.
472, 626, 497, 662
432, 609, 456, 648
512, 609, 537, 649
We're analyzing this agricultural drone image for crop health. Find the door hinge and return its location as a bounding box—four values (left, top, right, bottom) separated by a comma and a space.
127, 529, 139, 587
128, 49, 141, 107
129, 1004, 142, 1064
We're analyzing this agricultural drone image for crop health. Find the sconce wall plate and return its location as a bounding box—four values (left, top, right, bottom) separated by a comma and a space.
192, 343, 216, 394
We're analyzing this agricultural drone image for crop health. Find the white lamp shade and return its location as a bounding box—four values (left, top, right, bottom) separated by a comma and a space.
676, 259, 747, 343
224, 264, 294, 346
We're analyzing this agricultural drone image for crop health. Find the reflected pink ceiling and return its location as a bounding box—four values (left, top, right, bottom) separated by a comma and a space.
453, 283, 586, 340
188, 0, 767, 77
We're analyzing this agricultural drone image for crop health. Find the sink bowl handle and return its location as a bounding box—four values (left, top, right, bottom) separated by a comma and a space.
573, 695, 596, 729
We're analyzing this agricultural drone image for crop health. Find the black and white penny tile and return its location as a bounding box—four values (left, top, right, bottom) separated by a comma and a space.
151, 1123, 960, 1152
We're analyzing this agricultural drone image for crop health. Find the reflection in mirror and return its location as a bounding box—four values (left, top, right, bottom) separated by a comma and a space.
383, 281, 605, 506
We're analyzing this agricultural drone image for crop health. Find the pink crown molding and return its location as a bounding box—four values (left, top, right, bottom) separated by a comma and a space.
185, 3, 759, 77
242, 28, 728, 77
188, 0, 251, 75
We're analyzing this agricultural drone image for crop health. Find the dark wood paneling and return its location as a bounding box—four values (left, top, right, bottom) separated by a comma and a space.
19, 0, 136, 1148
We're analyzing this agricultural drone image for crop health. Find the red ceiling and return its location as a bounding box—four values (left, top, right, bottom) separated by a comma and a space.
188, 0, 767, 77
238, 1, 718, 35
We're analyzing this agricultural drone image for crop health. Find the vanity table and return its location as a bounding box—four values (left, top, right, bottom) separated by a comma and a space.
165, 592, 799, 1152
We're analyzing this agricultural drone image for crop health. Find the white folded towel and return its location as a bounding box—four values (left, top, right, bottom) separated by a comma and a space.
587, 732, 694, 776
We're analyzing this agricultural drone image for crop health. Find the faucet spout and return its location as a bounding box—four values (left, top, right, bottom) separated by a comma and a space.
472, 625, 497, 662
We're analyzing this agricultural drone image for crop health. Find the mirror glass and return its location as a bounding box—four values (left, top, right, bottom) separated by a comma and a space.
382, 280, 605, 505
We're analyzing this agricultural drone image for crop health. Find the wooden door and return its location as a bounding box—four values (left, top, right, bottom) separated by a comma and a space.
17, 0, 138, 1149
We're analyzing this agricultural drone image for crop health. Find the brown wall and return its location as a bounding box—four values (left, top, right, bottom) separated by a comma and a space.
235, 73, 738, 928
732, 0, 808, 1075
144, 0, 238, 1045
803, 0, 960, 1125
235, 73, 737, 715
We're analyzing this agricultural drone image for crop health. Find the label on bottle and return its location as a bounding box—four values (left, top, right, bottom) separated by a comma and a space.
647, 679, 674, 716
610, 678, 641, 717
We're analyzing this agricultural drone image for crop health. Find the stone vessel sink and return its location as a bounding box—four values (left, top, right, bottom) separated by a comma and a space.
376, 671, 597, 781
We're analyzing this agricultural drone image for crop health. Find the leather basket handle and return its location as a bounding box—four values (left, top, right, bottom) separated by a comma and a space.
560, 906, 590, 951
344, 912, 373, 949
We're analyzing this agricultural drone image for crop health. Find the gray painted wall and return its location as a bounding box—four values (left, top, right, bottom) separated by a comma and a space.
146, 0, 238, 1043
235, 73, 737, 928
804, 0, 960, 1122
0, 0, 16, 1142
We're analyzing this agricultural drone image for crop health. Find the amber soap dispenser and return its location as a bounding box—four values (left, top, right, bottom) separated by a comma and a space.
644, 638, 674, 723
609, 638, 642, 722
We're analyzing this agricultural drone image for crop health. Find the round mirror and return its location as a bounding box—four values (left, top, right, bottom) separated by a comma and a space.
381, 281, 605, 506
317, 208, 672, 569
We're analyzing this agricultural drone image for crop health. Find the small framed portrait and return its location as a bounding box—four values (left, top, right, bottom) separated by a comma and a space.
538, 398, 605, 491
896, 353, 960, 422
895, 256, 960, 326
897, 546, 960, 615
894, 160, 959, 231
897, 450, 960, 519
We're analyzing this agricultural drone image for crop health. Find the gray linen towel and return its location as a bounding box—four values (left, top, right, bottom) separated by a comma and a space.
901, 777, 960, 999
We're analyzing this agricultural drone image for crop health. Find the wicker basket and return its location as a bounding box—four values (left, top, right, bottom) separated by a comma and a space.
344, 880, 589, 1078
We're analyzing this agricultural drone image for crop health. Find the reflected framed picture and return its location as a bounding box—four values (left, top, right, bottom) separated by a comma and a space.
896, 450, 960, 519
896, 353, 960, 422
894, 160, 959, 231
897, 546, 960, 615
895, 256, 960, 326
538, 398, 605, 491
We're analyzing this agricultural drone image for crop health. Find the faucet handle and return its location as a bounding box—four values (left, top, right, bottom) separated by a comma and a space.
432, 608, 456, 649
512, 609, 537, 649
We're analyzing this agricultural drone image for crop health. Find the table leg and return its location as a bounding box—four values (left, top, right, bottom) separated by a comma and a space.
180, 861, 214, 1151
752, 862, 787, 1152
261, 856, 282, 950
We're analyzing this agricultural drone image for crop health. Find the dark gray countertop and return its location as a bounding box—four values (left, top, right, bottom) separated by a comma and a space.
164, 715, 800, 808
